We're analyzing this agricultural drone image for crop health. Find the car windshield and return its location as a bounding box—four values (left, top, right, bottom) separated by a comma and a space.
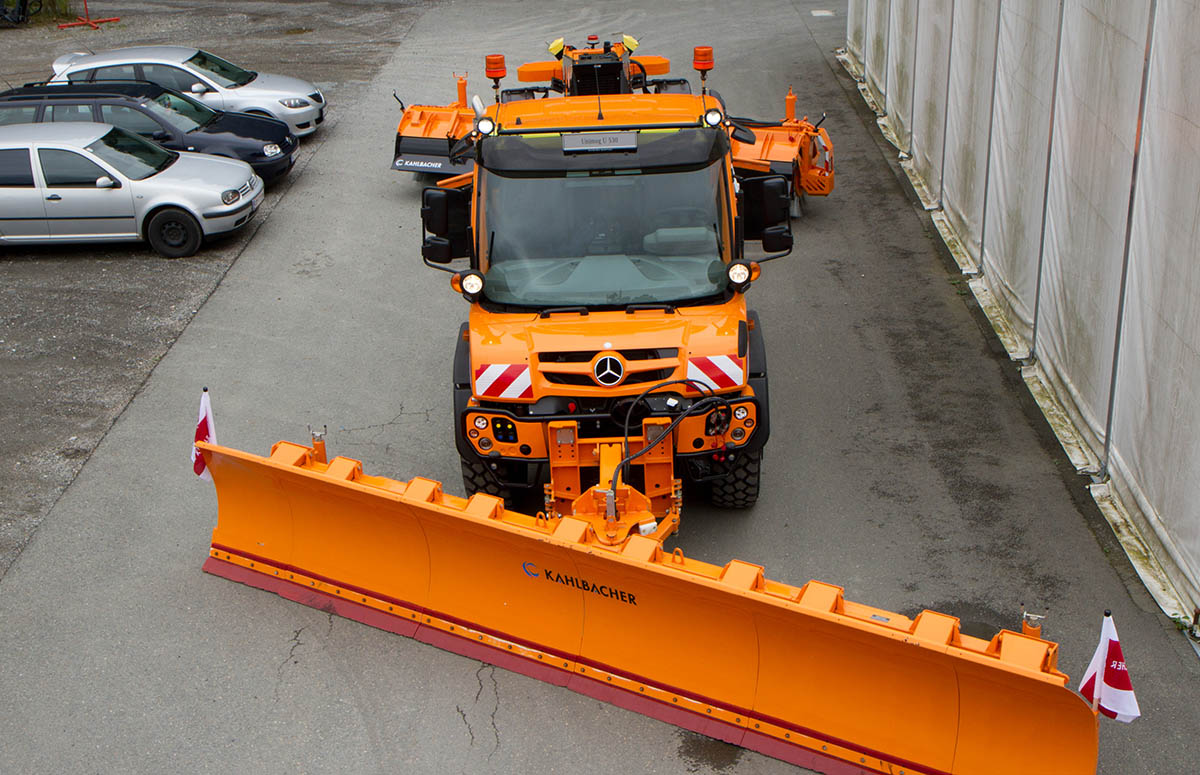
144, 91, 216, 132
481, 162, 728, 307
185, 50, 256, 88
86, 127, 177, 179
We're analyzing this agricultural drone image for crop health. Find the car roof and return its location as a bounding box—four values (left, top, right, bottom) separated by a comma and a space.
0, 81, 169, 101
61, 45, 199, 69
0, 121, 111, 145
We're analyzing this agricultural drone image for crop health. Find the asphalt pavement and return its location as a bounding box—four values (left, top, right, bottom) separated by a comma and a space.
2, 1, 1198, 773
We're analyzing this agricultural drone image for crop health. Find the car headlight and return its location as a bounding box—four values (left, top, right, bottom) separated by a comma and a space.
475, 117, 496, 135
221, 189, 240, 205
279, 97, 311, 109
263, 143, 281, 157
703, 108, 723, 126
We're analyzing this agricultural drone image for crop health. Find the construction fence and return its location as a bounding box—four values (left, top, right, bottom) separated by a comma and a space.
842, 0, 1200, 621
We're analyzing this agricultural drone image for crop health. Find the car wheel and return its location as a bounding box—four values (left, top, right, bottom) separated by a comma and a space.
146, 208, 202, 258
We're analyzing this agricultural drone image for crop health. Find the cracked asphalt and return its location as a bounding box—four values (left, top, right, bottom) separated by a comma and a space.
2, 1, 1198, 773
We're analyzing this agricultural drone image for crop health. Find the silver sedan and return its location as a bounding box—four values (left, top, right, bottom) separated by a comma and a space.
50, 46, 326, 137
0, 122, 263, 257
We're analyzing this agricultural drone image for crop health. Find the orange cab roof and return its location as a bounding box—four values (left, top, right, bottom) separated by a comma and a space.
492, 93, 715, 132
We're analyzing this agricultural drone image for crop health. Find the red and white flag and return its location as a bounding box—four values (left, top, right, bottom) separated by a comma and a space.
1079, 611, 1140, 722
191, 387, 216, 481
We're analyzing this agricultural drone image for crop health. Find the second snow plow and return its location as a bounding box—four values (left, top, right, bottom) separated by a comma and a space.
198, 430, 1099, 774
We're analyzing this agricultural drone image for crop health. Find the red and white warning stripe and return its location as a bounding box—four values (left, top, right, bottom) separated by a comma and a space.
687, 355, 744, 390
474, 363, 533, 399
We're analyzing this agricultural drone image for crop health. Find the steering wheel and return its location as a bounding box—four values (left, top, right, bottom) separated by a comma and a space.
653, 207, 712, 229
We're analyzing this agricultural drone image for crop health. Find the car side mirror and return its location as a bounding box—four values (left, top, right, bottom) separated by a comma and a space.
95, 176, 118, 189
761, 224, 792, 254
190, 83, 208, 95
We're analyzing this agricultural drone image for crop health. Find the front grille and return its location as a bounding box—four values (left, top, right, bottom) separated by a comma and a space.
541, 348, 678, 363
308, 91, 324, 104
237, 177, 254, 197
539, 348, 679, 387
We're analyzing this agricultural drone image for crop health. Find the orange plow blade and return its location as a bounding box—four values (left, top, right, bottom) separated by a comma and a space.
199, 440, 1097, 775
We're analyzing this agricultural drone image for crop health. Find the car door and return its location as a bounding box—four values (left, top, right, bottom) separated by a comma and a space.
0, 147, 48, 240
142, 64, 225, 110
36, 147, 136, 239
99, 104, 181, 150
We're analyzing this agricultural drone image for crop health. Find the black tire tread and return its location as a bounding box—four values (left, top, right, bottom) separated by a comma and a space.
708, 449, 761, 509
460, 456, 511, 504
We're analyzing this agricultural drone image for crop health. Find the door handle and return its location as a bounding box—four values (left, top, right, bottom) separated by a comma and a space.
45, 194, 62, 201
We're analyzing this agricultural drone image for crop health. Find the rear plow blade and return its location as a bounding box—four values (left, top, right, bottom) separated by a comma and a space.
199, 440, 1097, 774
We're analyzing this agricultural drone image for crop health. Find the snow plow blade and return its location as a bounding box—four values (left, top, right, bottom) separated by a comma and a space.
199, 440, 1097, 775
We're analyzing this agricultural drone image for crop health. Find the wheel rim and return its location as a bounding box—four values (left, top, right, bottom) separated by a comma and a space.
159, 219, 188, 248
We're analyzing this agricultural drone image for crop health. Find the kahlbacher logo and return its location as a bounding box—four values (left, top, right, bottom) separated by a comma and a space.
522, 562, 637, 606
398, 159, 444, 169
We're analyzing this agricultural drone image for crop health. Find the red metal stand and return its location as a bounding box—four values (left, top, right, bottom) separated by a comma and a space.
58, 0, 119, 30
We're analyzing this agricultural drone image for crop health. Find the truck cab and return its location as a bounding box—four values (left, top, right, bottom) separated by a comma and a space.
422, 85, 798, 511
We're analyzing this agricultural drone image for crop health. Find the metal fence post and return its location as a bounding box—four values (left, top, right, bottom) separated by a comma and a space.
937, 0, 957, 209
882, 0, 894, 113
905, 0, 922, 156
976, 0, 1004, 274
1029, 0, 1067, 363
1102, 0, 1158, 479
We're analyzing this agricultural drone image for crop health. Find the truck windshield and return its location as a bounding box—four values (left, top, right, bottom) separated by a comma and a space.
481, 162, 727, 307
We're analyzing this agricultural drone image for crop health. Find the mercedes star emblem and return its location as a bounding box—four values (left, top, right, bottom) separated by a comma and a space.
593, 355, 624, 386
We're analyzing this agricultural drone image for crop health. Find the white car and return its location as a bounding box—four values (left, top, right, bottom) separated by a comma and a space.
0, 122, 263, 257
50, 46, 326, 137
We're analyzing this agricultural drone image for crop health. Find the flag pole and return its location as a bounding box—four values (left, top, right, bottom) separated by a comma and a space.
1092, 610, 1111, 713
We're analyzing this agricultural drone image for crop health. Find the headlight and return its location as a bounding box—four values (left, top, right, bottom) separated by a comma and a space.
727, 262, 751, 284
279, 97, 311, 109
461, 272, 485, 296
473, 416, 489, 430
221, 189, 240, 205
475, 117, 496, 135
703, 108, 723, 126
262, 143, 281, 157
733, 406, 749, 421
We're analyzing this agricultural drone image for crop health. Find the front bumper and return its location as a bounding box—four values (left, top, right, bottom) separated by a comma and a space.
250, 151, 295, 183
456, 392, 766, 482
200, 184, 264, 235
281, 103, 324, 137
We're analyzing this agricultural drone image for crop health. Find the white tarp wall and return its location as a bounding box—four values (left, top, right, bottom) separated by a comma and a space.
842, 0, 1200, 615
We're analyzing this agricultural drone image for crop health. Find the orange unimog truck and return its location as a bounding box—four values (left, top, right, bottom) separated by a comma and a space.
413, 36, 834, 511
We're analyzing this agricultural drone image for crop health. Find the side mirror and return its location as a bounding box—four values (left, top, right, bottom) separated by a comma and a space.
740, 174, 790, 239
729, 121, 757, 145
95, 176, 118, 189
422, 236, 453, 264
190, 83, 207, 95
420, 186, 471, 266
761, 224, 792, 254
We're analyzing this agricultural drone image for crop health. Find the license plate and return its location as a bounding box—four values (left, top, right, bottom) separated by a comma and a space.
251, 190, 264, 210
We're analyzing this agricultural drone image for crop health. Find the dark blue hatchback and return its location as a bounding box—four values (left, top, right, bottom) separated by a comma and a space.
0, 80, 298, 182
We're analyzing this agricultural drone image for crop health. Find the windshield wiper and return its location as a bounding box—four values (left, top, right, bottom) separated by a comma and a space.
625, 303, 675, 313
538, 306, 590, 319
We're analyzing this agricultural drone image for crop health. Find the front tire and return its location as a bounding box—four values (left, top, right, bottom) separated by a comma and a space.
460, 456, 512, 504
708, 448, 762, 509
146, 208, 202, 258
